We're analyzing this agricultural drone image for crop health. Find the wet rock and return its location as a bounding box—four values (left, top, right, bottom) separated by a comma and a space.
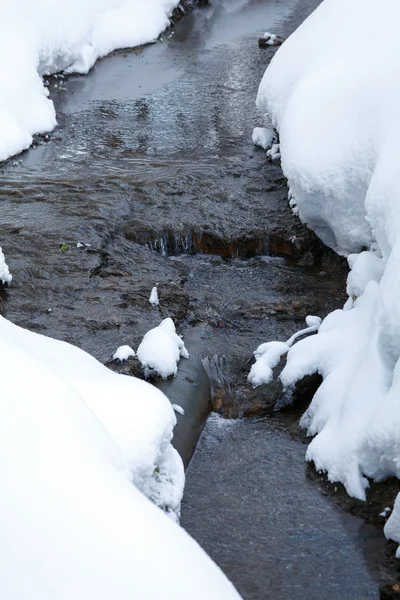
381, 582, 400, 599
258, 33, 285, 48
124, 219, 268, 259
158, 281, 189, 321
298, 250, 315, 267
202, 354, 283, 418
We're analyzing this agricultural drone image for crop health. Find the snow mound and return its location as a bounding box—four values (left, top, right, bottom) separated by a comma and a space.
0, 0, 179, 162
0, 247, 12, 285
137, 317, 189, 379
256, 0, 400, 553
252, 127, 274, 150
113, 344, 136, 361
0, 315, 241, 598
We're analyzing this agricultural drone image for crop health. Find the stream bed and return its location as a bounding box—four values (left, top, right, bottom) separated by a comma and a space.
0, 0, 393, 597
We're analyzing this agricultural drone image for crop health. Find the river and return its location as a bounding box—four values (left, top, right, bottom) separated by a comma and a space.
0, 0, 390, 598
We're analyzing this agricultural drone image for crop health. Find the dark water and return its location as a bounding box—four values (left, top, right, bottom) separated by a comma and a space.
0, 0, 386, 597
182, 415, 385, 599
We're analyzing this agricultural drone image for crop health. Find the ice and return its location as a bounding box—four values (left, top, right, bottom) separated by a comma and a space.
0, 315, 241, 599
0, 247, 12, 285
112, 344, 136, 361
255, 0, 400, 553
252, 126, 275, 150
137, 317, 189, 379
0, 0, 180, 162
149, 285, 159, 307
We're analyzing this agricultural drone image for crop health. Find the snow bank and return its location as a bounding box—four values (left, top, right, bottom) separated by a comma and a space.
137, 317, 189, 379
0, 0, 179, 161
256, 0, 400, 552
0, 315, 241, 598
0, 247, 12, 285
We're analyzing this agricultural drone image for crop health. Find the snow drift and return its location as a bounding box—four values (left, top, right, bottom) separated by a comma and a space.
256, 0, 400, 554
0, 316, 241, 598
0, 0, 179, 161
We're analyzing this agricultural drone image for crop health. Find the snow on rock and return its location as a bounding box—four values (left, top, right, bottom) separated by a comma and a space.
0, 247, 12, 285
112, 344, 136, 361
248, 315, 321, 388
149, 285, 159, 307
0, 315, 242, 599
248, 341, 290, 388
266, 143, 281, 161
137, 317, 189, 379
0, 0, 179, 162
256, 0, 400, 553
252, 127, 275, 150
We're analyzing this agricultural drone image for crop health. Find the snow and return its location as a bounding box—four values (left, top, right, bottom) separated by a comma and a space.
0, 315, 241, 599
252, 127, 274, 150
255, 0, 400, 554
0, 247, 12, 285
137, 317, 189, 379
149, 285, 159, 307
266, 143, 281, 161
172, 403, 185, 416
248, 315, 321, 388
0, 0, 180, 162
113, 344, 136, 361
248, 341, 290, 388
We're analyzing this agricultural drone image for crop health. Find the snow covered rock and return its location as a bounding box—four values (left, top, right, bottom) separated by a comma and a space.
112, 344, 136, 361
0, 0, 180, 162
0, 247, 12, 285
0, 315, 241, 599
149, 285, 159, 307
255, 0, 400, 554
258, 32, 284, 48
248, 316, 321, 388
137, 317, 189, 379
252, 127, 275, 150
248, 341, 290, 388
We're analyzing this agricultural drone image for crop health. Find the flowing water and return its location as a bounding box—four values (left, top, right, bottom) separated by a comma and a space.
0, 0, 391, 597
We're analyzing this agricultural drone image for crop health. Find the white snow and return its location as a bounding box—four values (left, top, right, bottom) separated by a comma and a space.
172, 403, 185, 416
255, 0, 400, 554
0, 247, 12, 285
0, 0, 179, 162
248, 341, 290, 388
113, 344, 136, 361
248, 315, 321, 388
149, 285, 159, 307
137, 317, 189, 379
252, 127, 275, 150
266, 143, 281, 161
0, 315, 241, 599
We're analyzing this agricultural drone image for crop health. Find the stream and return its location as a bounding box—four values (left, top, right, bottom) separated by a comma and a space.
0, 0, 391, 597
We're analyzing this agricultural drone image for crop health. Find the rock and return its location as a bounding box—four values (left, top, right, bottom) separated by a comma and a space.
298, 251, 315, 267
258, 33, 284, 48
